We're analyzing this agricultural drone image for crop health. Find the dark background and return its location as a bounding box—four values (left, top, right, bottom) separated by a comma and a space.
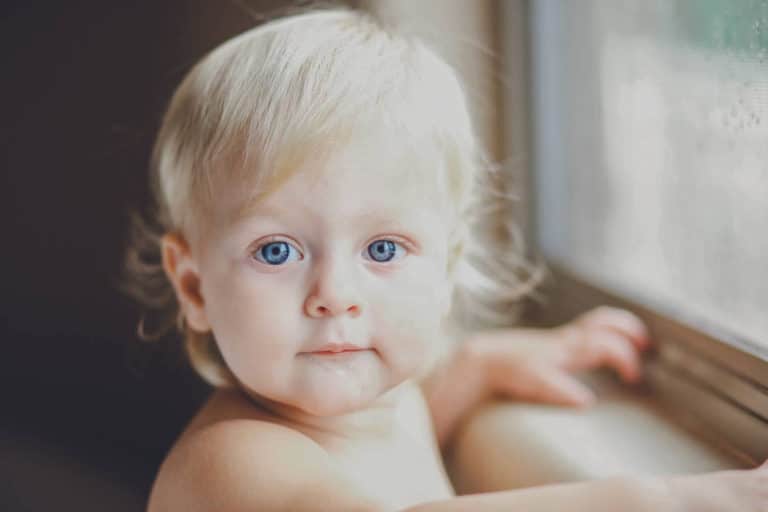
0, 1, 351, 510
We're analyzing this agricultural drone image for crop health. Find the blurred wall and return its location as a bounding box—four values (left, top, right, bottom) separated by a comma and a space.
0, 1, 301, 509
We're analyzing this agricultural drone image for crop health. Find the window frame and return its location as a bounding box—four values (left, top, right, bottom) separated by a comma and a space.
524, 265, 768, 464
518, 0, 768, 465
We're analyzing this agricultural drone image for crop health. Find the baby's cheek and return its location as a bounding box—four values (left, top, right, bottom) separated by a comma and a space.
376, 268, 445, 373
206, 277, 299, 383
396, 263, 446, 324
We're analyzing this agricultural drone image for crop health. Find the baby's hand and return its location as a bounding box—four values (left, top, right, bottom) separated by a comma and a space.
466, 306, 651, 407
669, 459, 768, 511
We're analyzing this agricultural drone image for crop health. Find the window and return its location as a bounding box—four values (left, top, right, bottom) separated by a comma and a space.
528, 0, 768, 463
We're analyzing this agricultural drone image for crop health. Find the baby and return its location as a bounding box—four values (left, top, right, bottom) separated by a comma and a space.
123, 7, 767, 512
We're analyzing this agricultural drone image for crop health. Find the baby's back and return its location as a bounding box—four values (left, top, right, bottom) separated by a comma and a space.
147, 385, 454, 511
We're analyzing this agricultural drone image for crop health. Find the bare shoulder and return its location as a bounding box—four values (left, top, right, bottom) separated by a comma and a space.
147, 392, 381, 512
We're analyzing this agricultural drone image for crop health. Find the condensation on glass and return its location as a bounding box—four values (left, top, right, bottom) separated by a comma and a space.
531, 1, 768, 350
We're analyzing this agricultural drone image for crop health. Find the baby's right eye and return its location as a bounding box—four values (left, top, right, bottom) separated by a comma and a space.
252, 240, 303, 266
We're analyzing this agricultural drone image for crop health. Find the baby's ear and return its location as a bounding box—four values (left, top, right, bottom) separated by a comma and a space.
160, 233, 211, 332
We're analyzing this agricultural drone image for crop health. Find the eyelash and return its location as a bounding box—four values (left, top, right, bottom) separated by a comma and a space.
249, 236, 412, 266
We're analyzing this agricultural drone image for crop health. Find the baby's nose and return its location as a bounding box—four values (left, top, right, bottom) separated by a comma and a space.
304, 293, 361, 318
304, 264, 362, 318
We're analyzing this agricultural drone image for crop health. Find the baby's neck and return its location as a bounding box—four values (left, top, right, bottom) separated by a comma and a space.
238, 380, 418, 444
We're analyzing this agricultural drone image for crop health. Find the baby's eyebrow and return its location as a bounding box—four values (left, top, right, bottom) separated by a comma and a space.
233, 194, 283, 221
236, 200, 415, 228
235, 201, 285, 221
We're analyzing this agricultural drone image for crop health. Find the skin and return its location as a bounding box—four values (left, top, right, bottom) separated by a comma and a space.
158, 131, 768, 511
163, 130, 454, 439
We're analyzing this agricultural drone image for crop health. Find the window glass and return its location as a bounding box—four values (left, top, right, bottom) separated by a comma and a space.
531, 0, 768, 350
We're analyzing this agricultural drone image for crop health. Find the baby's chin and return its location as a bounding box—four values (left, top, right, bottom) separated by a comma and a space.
291, 349, 392, 416
235, 349, 418, 418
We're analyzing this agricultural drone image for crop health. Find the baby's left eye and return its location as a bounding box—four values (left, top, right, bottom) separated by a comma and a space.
364, 239, 407, 263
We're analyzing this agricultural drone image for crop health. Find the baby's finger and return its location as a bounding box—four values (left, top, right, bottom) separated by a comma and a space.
579, 306, 651, 350
524, 371, 596, 407
576, 328, 643, 382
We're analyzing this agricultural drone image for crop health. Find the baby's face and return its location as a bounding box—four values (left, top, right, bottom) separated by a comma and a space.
192, 134, 452, 416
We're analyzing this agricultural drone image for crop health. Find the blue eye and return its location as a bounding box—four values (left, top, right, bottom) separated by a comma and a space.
366, 239, 406, 263
253, 241, 302, 265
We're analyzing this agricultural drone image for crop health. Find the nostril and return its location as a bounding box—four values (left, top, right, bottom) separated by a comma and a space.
305, 298, 361, 317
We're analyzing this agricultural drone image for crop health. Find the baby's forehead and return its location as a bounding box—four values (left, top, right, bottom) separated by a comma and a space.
225, 132, 453, 221
232, 168, 447, 227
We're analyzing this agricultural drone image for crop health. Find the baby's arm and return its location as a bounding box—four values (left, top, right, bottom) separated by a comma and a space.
405, 463, 768, 512
421, 306, 650, 449
153, 424, 767, 512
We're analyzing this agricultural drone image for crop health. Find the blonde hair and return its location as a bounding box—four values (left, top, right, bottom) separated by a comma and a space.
121, 6, 542, 388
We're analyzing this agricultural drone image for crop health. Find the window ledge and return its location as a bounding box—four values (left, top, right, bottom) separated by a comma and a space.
444, 373, 746, 494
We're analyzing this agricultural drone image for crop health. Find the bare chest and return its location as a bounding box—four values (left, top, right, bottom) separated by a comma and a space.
191, 387, 455, 509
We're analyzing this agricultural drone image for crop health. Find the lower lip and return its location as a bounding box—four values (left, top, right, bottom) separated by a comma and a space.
308, 349, 370, 356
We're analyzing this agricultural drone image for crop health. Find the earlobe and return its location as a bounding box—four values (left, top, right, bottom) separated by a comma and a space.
160, 233, 211, 332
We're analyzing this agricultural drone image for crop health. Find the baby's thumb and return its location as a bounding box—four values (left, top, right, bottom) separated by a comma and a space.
534, 371, 596, 407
